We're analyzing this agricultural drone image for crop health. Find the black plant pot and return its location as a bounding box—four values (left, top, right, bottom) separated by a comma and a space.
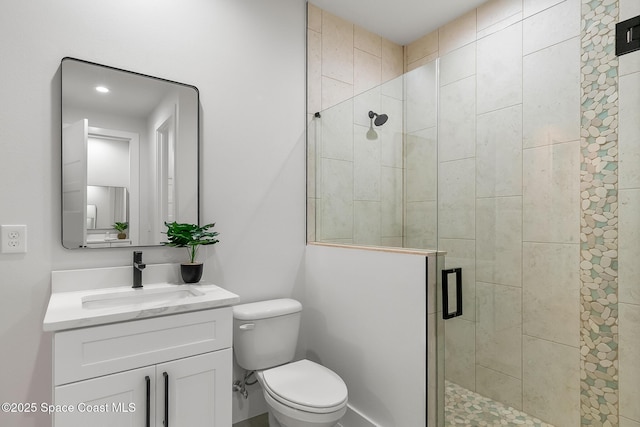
181, 263, 203, 284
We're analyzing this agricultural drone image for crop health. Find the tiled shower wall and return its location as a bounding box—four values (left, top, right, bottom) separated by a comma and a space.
579, 1, 620, 425
306, 4, 404, 113
306, 4, 405, 245
616, 1, 640, 426
410, 0, 639, 425
416, 1, 583, 425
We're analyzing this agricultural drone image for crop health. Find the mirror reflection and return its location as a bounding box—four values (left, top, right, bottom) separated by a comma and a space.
86, 186, 128, 230
61, 58, 199, 249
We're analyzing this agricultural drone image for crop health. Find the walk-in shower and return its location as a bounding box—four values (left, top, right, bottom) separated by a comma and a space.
307, 0, 638, 425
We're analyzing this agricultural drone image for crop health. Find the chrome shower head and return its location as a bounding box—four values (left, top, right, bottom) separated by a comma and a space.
368, 110, 388, 126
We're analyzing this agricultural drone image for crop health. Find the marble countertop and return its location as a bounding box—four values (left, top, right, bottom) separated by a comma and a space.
43, 264, 240, 332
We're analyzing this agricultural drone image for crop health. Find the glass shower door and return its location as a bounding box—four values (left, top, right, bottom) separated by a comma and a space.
401, 60, 442, 427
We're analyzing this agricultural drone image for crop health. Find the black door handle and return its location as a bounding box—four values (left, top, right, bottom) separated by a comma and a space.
145, 376, 150, 427
442, 268, 462, 319
163, 372, 169, 427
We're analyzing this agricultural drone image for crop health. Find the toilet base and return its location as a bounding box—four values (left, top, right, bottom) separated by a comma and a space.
263, 390, 346, 427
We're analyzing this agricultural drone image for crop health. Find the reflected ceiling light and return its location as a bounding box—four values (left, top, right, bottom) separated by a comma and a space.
95, 86, 109, 93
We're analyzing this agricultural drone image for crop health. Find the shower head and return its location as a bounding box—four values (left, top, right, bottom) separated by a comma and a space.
368, 110, 388, 126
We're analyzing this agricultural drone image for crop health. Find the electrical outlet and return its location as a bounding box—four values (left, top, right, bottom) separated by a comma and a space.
1, 225, 27, 253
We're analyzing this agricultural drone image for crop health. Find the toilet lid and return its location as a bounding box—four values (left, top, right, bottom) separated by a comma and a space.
261, 359, 348, 410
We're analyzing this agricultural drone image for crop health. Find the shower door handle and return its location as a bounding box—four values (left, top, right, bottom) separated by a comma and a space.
442, 268, 462, 319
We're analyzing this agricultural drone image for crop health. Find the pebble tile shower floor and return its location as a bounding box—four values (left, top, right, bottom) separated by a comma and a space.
445, 381, 555, 426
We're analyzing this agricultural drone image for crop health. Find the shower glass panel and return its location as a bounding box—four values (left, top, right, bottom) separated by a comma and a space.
307, 60, 438, 249
308, 44, 569, 424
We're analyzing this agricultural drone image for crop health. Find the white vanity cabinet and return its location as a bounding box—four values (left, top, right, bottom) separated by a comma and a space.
51, 308, 232, 427
54, 365, 154, 426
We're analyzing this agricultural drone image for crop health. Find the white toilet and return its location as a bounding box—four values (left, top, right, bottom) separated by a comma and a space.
232, 299, 348, 427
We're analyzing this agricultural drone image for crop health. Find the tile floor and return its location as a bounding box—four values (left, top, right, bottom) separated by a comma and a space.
445, 381, 555, 426
233, 382, 555, 427
233, 413, 269, 427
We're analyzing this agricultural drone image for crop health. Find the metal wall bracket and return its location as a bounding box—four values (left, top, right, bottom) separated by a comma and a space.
616, 15, 640, 56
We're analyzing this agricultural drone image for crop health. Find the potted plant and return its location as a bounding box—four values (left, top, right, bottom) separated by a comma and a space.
113, 222, 128, 239
162, 221, 220, 283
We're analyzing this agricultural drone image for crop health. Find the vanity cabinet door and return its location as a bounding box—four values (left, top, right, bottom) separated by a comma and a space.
156, 349, 232, 427
54, 365, 156, 427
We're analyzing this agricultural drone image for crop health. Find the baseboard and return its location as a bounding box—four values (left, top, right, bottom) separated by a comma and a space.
232, 404, 380, 427
338, 404, 381, 427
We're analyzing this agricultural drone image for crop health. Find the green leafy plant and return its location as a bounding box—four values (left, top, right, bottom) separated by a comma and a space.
162, 222, 220, 263
113, 222, 128, 232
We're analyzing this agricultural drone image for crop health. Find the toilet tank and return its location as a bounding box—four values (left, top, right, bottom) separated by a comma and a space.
232, 298, 302, 371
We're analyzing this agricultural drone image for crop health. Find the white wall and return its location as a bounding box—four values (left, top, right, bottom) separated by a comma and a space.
87, 137, 130, 187
0, 0, 306, 426
302, 244, 429, 427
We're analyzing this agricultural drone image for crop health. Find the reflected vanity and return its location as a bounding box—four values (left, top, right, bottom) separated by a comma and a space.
61, 57, 199, 249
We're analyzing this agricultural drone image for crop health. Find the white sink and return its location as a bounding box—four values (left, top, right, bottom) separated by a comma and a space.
81, 285, 205, 309
43, 264, 240, 331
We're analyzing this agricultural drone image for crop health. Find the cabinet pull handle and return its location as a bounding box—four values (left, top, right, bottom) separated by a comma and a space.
145, 376, 150, 427
163, 372, 169, 427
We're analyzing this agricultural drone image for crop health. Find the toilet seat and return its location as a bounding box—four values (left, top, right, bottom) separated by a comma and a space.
258, 359, 348, 414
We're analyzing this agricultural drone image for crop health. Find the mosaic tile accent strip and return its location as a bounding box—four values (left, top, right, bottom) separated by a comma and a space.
445, 381, 555, 426
580, 0, 619, 426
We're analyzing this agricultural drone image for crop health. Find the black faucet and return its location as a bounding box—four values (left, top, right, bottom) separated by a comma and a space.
133, 251, 146, 288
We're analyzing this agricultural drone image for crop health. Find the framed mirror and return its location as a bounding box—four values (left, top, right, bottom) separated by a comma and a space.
61, 57, 199, 249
